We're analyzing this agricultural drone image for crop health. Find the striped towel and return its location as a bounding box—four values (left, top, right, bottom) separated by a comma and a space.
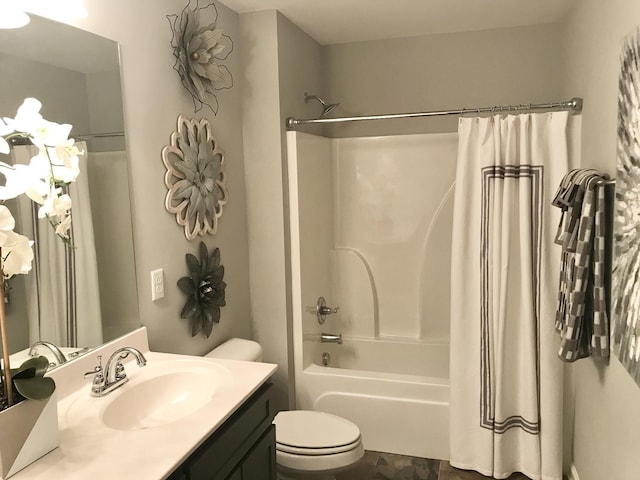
552, 169, 610, 361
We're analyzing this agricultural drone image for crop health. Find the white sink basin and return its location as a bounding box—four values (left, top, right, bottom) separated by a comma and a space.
100, 358, 232, 431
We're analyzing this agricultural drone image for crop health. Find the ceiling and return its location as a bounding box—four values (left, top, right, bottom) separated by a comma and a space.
218, 0, 577, 45
0, 14, 119, 74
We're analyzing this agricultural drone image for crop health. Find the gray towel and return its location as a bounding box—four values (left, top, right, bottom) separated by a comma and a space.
553, 169, 610, 361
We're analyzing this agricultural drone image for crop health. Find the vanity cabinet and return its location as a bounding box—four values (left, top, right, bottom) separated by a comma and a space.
168, 382, 276, 480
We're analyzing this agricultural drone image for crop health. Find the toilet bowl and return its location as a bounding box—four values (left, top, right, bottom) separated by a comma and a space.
206, 339, 364, 479
273, 410, 364, 479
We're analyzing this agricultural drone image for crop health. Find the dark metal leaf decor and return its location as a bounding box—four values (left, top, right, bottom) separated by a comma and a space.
177, 241, 226, 338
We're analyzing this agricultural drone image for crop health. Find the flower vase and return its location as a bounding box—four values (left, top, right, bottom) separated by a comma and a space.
0, 392, 59, 478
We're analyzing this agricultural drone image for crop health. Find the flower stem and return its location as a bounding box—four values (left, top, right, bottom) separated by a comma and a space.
0, 250, 13, 407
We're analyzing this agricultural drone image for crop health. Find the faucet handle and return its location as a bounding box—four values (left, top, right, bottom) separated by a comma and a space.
82, 365, 102, 379
315, 296, 340, 325
113, 361, 126, 382
83, 356, 106, 397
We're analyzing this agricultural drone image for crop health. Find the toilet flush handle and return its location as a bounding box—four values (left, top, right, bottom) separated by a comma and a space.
316, 296, 339, 324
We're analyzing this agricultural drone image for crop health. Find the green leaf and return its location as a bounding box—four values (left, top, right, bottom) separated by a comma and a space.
14, 377, 56, 401
12, 367, 36, 380
16, 356, 50, 378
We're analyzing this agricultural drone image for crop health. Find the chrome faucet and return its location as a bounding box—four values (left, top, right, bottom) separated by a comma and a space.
83, 347, 147, 397
320, 332, 343, 344
28, 340, 67, 365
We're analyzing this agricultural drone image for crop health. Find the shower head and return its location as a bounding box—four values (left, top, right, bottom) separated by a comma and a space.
304, 92, 339, 117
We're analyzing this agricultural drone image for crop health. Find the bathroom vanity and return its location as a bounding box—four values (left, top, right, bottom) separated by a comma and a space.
9, 328, 278, 480
167, 382, 276, 480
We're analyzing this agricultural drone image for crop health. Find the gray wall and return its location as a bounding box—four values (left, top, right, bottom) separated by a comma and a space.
324, 23, 565, 137
561, 1, 640, 479
63, 0, 253, 355
240, 10, 325, 410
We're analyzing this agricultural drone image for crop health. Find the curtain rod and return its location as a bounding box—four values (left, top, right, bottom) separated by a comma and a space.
286, 97, 583, 130
74, 131, 125, 141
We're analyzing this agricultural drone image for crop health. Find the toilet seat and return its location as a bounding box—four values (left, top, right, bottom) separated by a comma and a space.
275, 411, 360, 448
276, 438, 362, 456
274, 410, 364, 473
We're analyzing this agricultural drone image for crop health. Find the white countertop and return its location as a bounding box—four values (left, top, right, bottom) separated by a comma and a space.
11, 328, 277, 480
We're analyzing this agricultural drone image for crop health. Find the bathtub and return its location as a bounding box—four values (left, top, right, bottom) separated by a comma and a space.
296, 337, 450, 460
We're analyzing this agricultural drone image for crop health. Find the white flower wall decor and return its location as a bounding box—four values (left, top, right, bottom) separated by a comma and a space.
167, 0, 234, 114
162, 115, 228, 240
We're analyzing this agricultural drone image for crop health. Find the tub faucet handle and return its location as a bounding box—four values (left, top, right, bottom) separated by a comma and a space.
316, 296, 339, 324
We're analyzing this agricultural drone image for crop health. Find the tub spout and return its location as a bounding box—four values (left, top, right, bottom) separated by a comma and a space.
321, 332, 343, 344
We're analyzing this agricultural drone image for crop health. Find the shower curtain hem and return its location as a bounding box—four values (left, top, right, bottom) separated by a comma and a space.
448, 460, 561, 480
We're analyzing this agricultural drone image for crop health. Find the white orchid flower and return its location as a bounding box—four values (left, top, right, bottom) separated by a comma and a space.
0, 119, 13, 154
0, 206, 16, 248
32, 121, 72, 148
55, 213, 72, 239
39, 191, 71, 219
3, 98, 43, 135
0, 97, 78, 280
49, 142, 81, 183
2, 232, 34, 277
0, 205, 15, 232
0, 162, 49, 203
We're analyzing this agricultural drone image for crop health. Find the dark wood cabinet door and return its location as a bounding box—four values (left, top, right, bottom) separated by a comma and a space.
239, 425, 276, 480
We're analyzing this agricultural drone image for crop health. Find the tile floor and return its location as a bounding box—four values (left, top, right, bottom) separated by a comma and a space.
332, 451, 546, 480
335, 451, 439, 480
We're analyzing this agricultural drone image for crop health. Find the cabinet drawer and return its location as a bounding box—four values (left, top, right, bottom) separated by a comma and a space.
188, 383, 275, 480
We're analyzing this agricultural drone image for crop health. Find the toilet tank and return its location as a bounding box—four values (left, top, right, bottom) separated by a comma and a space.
205, 338, 263, 362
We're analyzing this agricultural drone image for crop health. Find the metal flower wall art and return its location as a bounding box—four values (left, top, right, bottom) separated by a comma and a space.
178, 242, 226, 338
162, 115, 228, 240
167, 0, 233, 114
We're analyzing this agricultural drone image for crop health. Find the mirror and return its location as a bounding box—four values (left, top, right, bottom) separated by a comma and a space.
0, 14, 140, 364
612, 28, 640, 386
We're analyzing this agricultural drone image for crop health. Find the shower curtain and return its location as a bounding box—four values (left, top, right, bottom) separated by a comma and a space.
450, 112, 569, 480
12, 143, 102, 348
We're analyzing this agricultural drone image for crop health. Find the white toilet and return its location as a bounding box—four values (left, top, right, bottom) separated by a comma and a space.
206, 338, 364, 479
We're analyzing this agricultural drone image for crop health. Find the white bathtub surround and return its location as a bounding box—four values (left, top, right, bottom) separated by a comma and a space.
450, 113, 570, 479
288, 131, 455, 460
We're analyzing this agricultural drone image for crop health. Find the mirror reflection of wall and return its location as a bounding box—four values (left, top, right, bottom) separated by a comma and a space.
0, 14, 139, 359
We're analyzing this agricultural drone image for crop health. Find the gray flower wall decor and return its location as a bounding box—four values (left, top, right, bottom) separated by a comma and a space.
162, 115, 228, 240
178, 242, 226, 338
167, 0, 233, 114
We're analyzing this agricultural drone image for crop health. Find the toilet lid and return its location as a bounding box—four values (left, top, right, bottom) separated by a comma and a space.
274, 410, 361, 450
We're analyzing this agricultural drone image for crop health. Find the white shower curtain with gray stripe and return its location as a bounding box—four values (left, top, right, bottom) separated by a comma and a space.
12, 143, 102, 348
450, 112, 568, 480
